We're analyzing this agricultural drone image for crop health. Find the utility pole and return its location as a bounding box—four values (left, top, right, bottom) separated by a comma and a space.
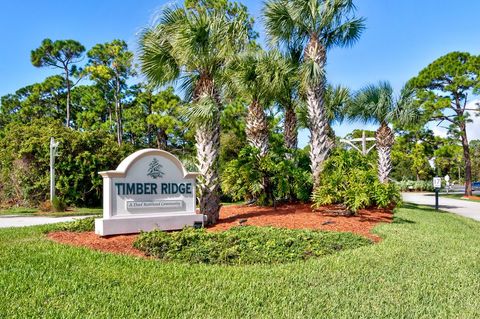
50, 137, 60, 203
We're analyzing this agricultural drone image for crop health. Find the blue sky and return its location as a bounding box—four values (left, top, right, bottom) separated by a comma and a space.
1, 0, 480, 145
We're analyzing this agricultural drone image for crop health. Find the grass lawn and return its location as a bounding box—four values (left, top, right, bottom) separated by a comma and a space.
0, 207, 38, 216
0, 207, 102, 217
442, 193, 480, 202
1, 204, 480, 318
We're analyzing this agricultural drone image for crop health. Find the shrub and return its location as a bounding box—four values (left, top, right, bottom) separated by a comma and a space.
54, 217, 96, 232
312, 149, 401, 213
38, 200, 53, 212
133, 226, 371, 265
51, 196, 67, 212
372, 182, 402, 209
396, 180, 434, 192
221, 146, 312, 205
0, 119, 132, 207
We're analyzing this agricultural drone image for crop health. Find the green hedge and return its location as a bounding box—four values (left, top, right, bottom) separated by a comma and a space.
133, 226, 371, 265
52, 217, 96, 232
0, 119, 132, 207
396, 180, 435, 192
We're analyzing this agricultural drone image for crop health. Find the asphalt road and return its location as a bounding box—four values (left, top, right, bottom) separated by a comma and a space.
0, 215, 92, 228
402, 192, 480, 222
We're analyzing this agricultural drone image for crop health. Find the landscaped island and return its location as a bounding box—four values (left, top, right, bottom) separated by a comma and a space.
47, 203, 391, 262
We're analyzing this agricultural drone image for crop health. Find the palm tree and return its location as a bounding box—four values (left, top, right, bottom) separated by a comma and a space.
139, 4, 249, 224
228, 49, 290, 156
323, 84, 350, 150
297, 84, 350, 150
264, 0, 365, 187
347, 81, 417, 183
277, 44, 302, 153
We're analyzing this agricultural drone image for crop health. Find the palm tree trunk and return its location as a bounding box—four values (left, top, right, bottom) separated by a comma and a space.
196, 117, 220, 224
376, 122, 394, 183
284, 105, 297, 151
326, 123, 336, 152
305, 36, 329, 188
194, 74, 221, 225
246, 99, 272, 204
246, 99, 269, 157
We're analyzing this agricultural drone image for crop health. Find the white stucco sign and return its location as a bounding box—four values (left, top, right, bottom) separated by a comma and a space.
95, 149, 205, 236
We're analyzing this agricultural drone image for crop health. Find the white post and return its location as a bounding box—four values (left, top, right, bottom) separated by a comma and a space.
50, 137, 59, 203
339, 132, 375, 156
362, 131, 367, 155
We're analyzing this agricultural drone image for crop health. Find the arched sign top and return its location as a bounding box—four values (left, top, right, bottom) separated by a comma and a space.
99, 149, 199, 179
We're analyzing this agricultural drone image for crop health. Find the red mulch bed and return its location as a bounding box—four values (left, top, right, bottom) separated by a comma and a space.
47, 203, 393, 258
462, 195, 480, 201
48, 232, 144, 257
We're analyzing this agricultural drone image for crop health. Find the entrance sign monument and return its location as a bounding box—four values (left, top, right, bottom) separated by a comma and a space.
95, 149, 205, 236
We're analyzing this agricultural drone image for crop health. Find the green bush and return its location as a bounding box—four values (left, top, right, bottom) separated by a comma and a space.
396, 180, 435, 192
133, 226, 371, 265
221, 146, 312, 205
312, 149, 401, 213
51, 196, 66, 212
53, 217, 96, 232
0, 119, 132, 207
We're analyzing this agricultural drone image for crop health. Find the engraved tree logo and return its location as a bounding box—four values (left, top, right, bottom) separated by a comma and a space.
147, 158, 164, 179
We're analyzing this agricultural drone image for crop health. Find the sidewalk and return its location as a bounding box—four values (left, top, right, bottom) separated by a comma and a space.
0, 215, 92, 228
402, 192, 480, 222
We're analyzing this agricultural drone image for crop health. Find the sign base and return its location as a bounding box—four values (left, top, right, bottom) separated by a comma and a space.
95, 213, 206, 236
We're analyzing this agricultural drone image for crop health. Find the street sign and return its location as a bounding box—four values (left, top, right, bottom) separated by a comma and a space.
444, 175, 450, 182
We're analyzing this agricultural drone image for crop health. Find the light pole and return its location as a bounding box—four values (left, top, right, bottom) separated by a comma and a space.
50, 137, 59, 203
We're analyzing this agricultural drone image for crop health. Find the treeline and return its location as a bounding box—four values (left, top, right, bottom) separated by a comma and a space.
1, 39, 194, 151
351, 129, 480, 183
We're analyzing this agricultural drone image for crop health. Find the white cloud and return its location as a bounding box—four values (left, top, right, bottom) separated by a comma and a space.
431, 126, 448, 138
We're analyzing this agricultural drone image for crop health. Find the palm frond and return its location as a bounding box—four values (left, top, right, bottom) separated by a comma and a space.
299, 56, 325, 90
325, 17, 366, 49
325, 84, 350, 123
138, 26, 180, 87
348, 81, 420, 128
182, 96, 218, 127
393, 84, 422, 128
227, 48, 294, 106
178, 73, 200, 102
263, 0, 306, 48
